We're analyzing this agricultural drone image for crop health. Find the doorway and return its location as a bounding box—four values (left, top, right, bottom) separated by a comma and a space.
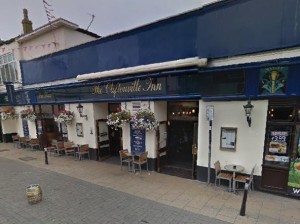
167, 120, 194, 166
96, 103, 123, 160
162, 101, 199, 179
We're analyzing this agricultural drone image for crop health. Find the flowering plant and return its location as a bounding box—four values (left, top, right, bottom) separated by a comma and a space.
131, 109, 159, 131
107, 109, 131, 130
20, 109, 37, 122
0, 108, 18, 121
54, 110, 74, 124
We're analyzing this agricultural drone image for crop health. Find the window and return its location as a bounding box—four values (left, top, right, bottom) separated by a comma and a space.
268, 106, 294, 121
0, 53, 18, 83
200, 70, 245, 96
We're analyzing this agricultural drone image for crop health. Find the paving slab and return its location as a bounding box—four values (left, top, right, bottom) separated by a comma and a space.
0, 143, 299, 224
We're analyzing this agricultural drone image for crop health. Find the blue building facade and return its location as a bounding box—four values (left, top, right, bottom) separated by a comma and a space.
4, 0, 300, 197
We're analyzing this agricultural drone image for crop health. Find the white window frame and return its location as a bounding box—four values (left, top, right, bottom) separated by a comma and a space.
0, 53, 18, 83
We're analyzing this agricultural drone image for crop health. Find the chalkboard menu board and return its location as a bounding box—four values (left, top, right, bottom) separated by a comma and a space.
130, 127, 145, 152
22, 119, 29, 137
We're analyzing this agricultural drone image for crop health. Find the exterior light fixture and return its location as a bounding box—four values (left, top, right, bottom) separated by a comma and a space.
76, 103, 88, 120
243, 100, 254, 127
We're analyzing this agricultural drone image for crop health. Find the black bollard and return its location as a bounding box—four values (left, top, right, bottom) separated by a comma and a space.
44, 148, 49, 165
240, 178, 250, 216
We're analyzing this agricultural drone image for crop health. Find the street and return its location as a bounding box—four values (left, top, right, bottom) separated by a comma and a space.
0, 157, 228, 224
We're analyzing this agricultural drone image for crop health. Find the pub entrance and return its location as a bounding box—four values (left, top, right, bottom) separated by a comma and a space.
96, 103, 122, 161
261, 98, 300, 197
160, 101, 199, 179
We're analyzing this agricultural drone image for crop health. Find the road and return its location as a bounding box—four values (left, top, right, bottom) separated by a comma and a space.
0, 157, 229, 224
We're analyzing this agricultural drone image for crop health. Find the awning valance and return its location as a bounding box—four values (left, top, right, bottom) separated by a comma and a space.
76, 57, 207, 81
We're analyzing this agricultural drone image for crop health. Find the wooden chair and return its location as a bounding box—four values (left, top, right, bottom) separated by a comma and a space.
214, 160, 233, 191
76, 144, 90, 160
55, 141, 66, 156
119, 149, 132, 170
12, 135, 21, 148
19, 137, 30, 149
132, 151, 149, 174
235, 164, 256, 191
28, 138, 40, 150
64, 141, 75, 156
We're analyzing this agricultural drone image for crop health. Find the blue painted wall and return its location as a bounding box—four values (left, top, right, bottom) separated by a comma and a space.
197, 0, 300, 58
21, 0, 300, 85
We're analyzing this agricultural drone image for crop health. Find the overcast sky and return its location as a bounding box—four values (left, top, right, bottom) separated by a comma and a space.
1, 0, 218, 40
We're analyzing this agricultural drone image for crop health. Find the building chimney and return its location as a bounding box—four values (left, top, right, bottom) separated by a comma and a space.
22, 8, 33, 34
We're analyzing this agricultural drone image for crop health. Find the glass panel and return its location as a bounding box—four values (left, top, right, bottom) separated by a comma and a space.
268, 106, 294, 121
3, 64, 9, 82
53, 105, 60, 114
108, 103, 121, 113
168, 101, 198, 121
8, 63, 13, 82
0, 65, 3, 83
3, 55, 7, 63
12, 62, 17, 81
7, 53, 13, 62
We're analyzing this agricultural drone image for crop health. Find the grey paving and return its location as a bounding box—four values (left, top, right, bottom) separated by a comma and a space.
0, 157, 229, 224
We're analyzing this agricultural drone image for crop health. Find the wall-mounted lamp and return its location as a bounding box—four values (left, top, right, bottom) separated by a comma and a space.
243, 100, 254, 127
76, 103, 88, 120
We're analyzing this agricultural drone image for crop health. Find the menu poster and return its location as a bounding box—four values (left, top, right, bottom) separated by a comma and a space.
287, 159, 300, 197
269, 131, 288, 154
130, 127, 145, 152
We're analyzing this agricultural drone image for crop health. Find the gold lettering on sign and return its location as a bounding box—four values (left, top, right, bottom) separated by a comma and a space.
143, 78, 162, 91
91, 85, 103, 94
91, 78, 162, 98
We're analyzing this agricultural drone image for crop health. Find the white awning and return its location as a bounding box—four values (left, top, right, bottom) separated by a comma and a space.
76, 57, 207, 81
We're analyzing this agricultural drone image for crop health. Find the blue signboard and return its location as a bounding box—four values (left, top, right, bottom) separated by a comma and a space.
130, 127, 145, 152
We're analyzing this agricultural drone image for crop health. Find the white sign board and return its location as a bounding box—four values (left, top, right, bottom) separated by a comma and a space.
206, 105, 214, 121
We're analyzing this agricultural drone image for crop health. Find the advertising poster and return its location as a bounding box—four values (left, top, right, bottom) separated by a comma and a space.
288, 158, 300, 197
130, 127, 145, 152
269, 131, 288, 154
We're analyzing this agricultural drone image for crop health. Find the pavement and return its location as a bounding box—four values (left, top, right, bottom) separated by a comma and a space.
0, 143, 299, 224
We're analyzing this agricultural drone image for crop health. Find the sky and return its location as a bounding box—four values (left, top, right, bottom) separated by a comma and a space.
0, 0, 218, 40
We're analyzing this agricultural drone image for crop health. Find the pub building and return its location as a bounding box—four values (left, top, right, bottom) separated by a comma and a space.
1, 0, 300, 198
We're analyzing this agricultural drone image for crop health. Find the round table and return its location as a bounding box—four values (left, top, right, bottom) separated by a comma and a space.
224, 164, 245, 193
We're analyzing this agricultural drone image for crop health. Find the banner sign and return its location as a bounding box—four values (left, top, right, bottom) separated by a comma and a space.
36, 77, 166, 103
130, 127, 145, 152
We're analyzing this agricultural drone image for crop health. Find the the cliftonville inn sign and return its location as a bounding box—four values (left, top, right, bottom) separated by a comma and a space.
91, 78, 164, 98
35, 77, 166, 103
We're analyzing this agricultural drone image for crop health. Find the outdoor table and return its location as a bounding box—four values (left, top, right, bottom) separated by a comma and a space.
224, 164, 244, 193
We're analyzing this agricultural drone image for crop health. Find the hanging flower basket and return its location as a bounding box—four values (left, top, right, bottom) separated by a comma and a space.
131, 109, 159, 131
20, 109, 37, 122
0, 108, 18, 121
107, 109, 131, 130
54, 110, 74, 124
